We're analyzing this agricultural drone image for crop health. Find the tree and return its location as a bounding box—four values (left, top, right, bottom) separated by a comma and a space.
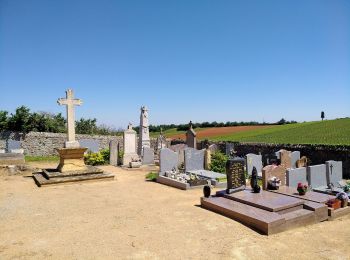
277, 118, 286, 125
76, 118, 98, 134
0, 111, 8, 131
7, 106, 32, 133
321, 111, 325, 121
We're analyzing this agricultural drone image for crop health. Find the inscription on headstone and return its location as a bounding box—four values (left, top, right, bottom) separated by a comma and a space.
226, 158, 246, 194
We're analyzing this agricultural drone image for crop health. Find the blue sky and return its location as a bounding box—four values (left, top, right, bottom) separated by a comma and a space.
0, 0, 349, 129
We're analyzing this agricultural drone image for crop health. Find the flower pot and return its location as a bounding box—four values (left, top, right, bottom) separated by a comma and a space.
298, 191, 306, 196
341, 199, 348, 208
326, 199, 341, 210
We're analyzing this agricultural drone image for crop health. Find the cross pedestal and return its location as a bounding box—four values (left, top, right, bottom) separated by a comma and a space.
56, 147, 88, 172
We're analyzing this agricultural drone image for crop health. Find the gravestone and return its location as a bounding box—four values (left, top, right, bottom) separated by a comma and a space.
280, 150, 292, 169
79, 139, 99, 153
170, 144, 187, 167
226, 158, 246, 194
159, 148, 178, 175
262, 165, 286, 190
138, 106, 151, 155
296, 156, 309, 168
184, 148, 204, 172
208, 144, 219, 153
142, 147, 155, 165
6, 139, 21, 153
275, 149, 283, 159
156, 130, 167, 151
122, 123, 139, 166
204, 146, 211, 170
186, 121, 197, 149
109, 140, 118, 166
225, 143, 235, 157
286, 167, 307, 187
290, 151, 300, 169
246, 153, 263, 176
263, 154, 279, 166
325, 161, 342, 186
307, 164, 327, 188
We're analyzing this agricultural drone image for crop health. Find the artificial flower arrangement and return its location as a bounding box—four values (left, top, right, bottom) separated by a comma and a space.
336, 192, 349, 208
297, 182, 308, 195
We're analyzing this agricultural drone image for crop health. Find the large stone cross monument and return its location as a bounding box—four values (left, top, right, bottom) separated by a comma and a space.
32, 89, 114, 186
138, 106, 151, 155
57, 89, 82, 148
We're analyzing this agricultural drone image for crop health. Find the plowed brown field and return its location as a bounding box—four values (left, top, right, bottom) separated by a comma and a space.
170, 125, 272, 140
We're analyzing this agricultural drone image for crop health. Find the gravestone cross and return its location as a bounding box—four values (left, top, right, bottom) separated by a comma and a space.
57, 89, 82, 148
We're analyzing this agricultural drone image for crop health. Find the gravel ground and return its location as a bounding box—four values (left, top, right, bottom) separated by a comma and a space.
0, 162, 349, 260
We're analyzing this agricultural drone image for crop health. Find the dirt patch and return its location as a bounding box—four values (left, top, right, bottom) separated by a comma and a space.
170, 125, 271, 140
0, 162, 349, 259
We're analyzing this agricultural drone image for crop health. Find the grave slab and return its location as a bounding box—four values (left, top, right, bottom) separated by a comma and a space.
223, 189, 303, 212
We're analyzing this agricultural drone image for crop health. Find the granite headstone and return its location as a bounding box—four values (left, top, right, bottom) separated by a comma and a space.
325, 160, 343, 186
184, 148, 204, 172
286, 167, 307, 187
109, 140, 118, 166
226, 158, 246, 193
307, 164, 327, 188
159, 148, 178, 175
246, 153, 263, 176
142, 147, 155, 165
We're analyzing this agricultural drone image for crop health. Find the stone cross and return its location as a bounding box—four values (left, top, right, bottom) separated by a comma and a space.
57, 89, 82, 148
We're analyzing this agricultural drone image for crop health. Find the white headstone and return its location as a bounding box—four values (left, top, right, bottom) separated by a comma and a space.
123, 123, 139, 165
57, 89, 82, 148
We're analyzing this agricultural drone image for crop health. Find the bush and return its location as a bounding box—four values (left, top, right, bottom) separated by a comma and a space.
100, 148, 110, 163
145, 172, 158, 181
84, 151, 107, 166
210, 151, 228, 173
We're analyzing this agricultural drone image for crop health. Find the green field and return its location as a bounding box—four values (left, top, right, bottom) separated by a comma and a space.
152, 119, 350, 145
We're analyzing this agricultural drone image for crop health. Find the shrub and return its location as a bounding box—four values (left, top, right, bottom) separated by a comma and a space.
84, 151, 106, 166
145, 172, 158, 181
100, 148, 110, 163
210, 151, 228, 173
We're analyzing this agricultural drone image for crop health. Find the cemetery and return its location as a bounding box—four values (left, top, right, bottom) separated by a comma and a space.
1, 1, 350, 257
0, 89, 349, 258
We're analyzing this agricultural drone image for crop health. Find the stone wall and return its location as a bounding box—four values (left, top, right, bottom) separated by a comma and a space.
0, 131, 161, 156
199, 141, 350, 179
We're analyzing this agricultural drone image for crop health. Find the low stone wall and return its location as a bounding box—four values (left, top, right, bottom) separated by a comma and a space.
0, 131, 123, 156
199, 141, 350, 179
0, 131, 161, 156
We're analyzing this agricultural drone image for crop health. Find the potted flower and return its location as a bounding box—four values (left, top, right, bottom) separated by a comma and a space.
336, 192, 349, 208
326, 198, 341, 210
297, 182, 308, 195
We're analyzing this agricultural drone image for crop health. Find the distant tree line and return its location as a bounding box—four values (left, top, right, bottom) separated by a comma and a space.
0, 106, 120, 135
0, 106, 297, 135
145, 118, 297, 132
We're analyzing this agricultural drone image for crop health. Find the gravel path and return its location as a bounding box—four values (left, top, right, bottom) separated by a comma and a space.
0, 163, 349, 259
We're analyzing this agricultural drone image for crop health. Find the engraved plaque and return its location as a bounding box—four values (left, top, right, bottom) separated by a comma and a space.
226, 158, 246, 193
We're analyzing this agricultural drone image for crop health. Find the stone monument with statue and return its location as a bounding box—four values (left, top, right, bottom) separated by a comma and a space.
32, 89, 114, 186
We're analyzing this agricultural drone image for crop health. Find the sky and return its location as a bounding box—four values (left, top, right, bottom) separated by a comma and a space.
0, 0, 349, 129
